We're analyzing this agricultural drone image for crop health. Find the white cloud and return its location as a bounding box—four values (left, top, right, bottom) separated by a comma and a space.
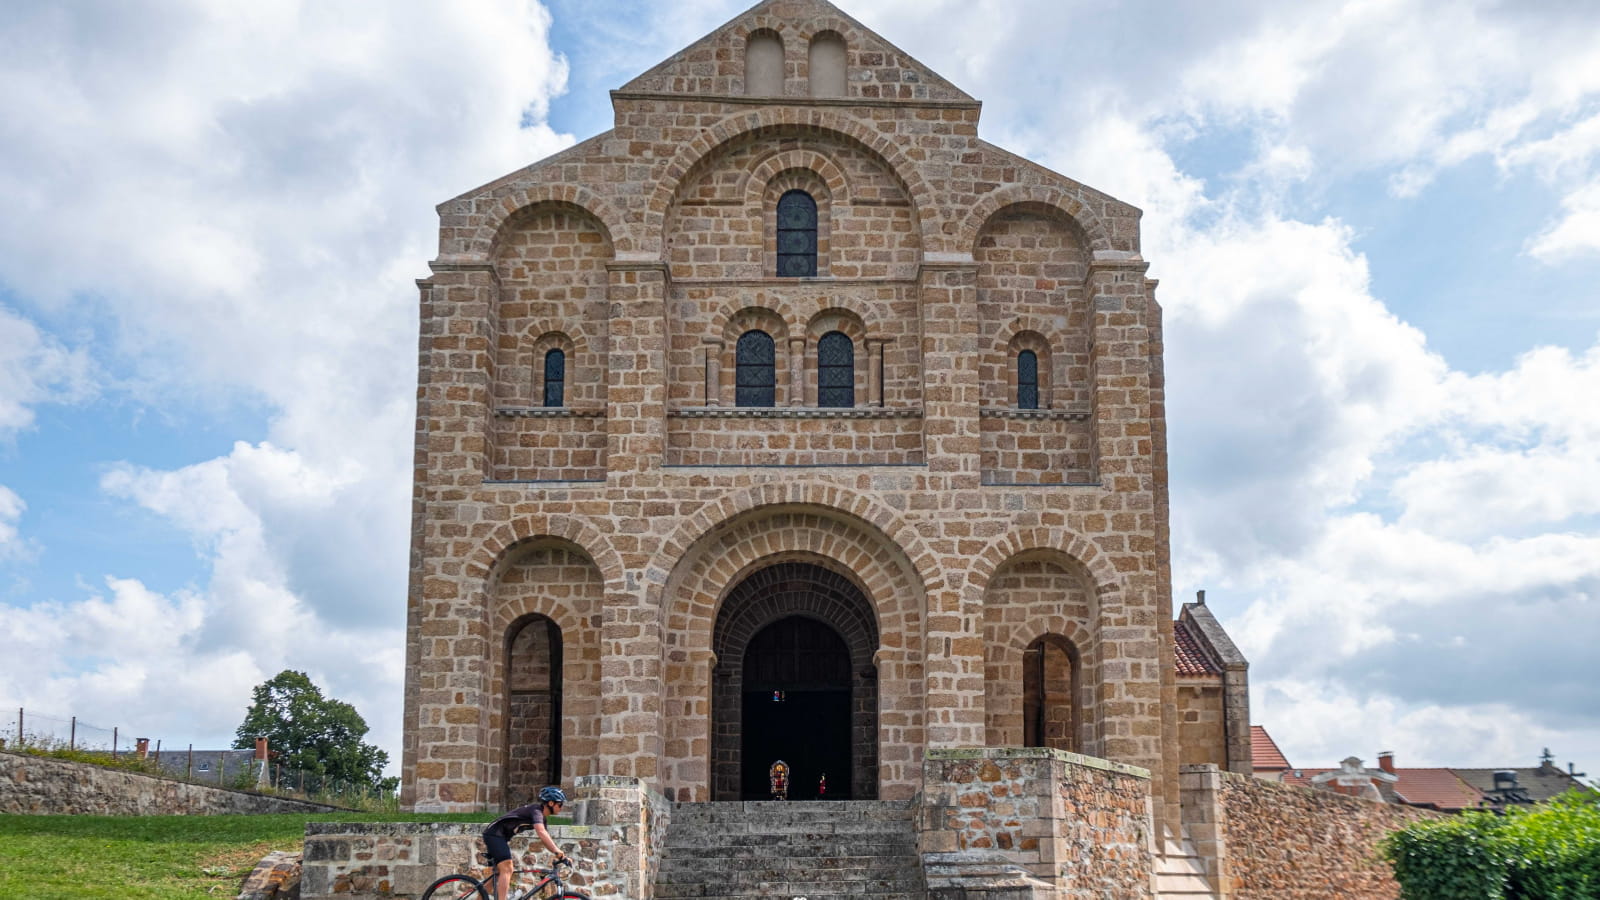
0, 0, 573, 762
0, 305, 92, 438
1527, 180, 1600, 262
0, 486, 24, 560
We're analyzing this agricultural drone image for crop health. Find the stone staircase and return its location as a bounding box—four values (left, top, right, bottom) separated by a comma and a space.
1154, 826, 1217, 899
656, 800, 927, 900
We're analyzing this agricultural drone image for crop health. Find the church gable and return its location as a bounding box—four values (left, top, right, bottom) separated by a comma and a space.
618, 0, 974, 103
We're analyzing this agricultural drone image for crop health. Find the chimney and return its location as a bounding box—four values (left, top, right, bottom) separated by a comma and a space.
136, 738, 150, 758
254, 737, 269, 761
1378, 751, 1395, 774
1196, 590, 1206, 606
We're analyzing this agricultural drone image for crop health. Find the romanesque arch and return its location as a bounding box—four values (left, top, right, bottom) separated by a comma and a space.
710, 561, 879, 799
959, 185, 1115, 256
462, 184, 635, 261
649, 487, 932, 801
644, 109, 937, 256
485, 537, 606, 802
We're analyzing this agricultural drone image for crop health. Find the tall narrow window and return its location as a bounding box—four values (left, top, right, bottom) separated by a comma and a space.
543, 349, 565, 407
776, 190, 818, 277
1017, 350, 1039, 410
817, 331, 854, 408
736, 330, 776, 407
745, 30, 784, 96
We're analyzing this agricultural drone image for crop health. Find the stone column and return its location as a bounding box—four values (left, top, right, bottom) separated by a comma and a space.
867, 339, 885, 407
704, 340, 723, 407
788, 336, 807, 406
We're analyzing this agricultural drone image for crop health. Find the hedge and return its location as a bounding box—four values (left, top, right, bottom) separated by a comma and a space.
1382, 790, 1600, 899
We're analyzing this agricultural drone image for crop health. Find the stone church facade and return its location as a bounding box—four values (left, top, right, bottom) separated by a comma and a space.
401, 0, 1252, 842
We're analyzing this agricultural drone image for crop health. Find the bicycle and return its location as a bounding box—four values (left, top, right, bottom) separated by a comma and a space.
420, 856, 589, 900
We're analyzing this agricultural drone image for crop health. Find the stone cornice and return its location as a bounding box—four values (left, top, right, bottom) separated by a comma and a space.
670, 406, 921, 420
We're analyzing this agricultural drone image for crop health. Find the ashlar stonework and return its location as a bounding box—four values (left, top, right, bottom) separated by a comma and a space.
402, 0, 1253, 857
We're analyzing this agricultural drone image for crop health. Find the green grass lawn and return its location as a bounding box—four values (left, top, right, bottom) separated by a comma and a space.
0, 813, 488, 900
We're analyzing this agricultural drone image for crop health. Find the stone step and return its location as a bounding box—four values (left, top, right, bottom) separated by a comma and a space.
659, 845, 915, 858
655, 880, 924, 899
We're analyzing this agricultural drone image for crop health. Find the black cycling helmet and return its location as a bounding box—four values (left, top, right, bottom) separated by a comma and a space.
538, 786, 567, 805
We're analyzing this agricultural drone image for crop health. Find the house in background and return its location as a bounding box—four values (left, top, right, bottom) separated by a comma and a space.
1252, 728, 1592, 812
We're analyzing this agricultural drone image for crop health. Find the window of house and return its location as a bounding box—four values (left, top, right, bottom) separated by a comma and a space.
543, 349, 565, 407
736, 330, 777, 407
1017, 350, 1039, 410
817, 331, 854, 408
776, 190, 818, 277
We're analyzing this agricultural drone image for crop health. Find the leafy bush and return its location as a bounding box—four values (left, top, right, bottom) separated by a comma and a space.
1383, 790, 1600, 900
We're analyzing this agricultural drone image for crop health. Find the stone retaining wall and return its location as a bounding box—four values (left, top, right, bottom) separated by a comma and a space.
921, 747, 1154, 899
302, 775, 666, 899
0, 750, 343, 815
1181, 764, 1443, 899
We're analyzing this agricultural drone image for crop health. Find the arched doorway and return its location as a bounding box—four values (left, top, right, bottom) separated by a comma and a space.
1023, 634, 1080, 753
504, 615, 562, 801
711, 561, 878, 800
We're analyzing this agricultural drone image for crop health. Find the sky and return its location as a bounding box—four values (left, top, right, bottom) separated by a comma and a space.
1, 0, 1597, 782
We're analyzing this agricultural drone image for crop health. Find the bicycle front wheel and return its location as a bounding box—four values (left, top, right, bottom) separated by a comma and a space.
420, 873, 488, 900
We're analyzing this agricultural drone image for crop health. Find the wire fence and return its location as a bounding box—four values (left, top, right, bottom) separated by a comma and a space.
2, 705, 397, 811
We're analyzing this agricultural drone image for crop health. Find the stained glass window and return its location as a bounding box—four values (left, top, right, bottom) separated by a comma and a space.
1017, 350, 1039, 410
543, 349, 565, 407
817, 331, 854, 408
776, 190, 818, 277
736, 330, 776, 407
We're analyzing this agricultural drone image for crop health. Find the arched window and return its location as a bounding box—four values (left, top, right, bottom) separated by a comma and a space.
543, 349, 565, 407
736, 330, 776, 407
1017, 350, 1039, 410
817, 331, 854, 408
776, 190, 818, 277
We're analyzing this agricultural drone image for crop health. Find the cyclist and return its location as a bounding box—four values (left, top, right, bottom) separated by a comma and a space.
482, 785, 570, 900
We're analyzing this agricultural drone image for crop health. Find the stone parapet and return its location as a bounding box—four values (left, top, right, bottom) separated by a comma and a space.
921, 747, 1154, 899
301, 775, 667, 900
0, 750, 342, 816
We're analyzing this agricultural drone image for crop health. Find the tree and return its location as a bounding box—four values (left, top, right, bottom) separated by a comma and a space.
233, 670, 394, 791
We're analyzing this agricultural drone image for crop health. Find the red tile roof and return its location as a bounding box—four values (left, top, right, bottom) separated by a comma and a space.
1390, 769, 1490, 811
1283, 765, 1488, 811
1251, 725, 1292, 771
1174, 620, 1222, 676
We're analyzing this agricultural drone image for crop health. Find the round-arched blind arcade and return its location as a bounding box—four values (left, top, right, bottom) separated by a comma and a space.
776, 190, 819, 277
736, 330, 777, 407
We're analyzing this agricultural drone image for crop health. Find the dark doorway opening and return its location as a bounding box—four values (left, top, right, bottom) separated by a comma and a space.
739, 615, 853, 800
505, 616, 562, 804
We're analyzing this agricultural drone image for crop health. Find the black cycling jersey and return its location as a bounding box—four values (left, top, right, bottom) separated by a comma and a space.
483, 803, 545, 841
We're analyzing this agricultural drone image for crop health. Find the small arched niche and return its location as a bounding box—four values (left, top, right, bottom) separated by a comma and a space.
745, 30, 785, 97
808, 31, 846, 97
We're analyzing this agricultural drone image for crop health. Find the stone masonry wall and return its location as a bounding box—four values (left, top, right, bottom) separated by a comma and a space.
1181, 764, 1442, 900
921, 748, 1153, 898
1175, 680, 1226, 769
406, 0, 1176, 831
302, 775, 666, 900
0, 751, 341, 816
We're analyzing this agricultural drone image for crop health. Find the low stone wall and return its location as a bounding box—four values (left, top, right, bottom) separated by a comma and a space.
1181, 764, 1443, 899
921, 747, 1154, 899
0, 750, 342, 815
302, 775, 667, 899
